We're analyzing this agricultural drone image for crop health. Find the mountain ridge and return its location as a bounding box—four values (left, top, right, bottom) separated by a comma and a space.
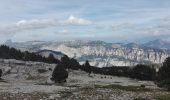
4, 39, 170, 67
142, 39, 170, 50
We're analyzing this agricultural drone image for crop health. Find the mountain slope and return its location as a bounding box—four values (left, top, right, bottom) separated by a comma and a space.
143, 39, 170, 50
4, 40, 170, 67
36, 49, 65, 59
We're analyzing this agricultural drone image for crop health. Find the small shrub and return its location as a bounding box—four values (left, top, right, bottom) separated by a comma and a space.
140, 84, 145, 88
37, 69, 47, 73
48, 68, 52, 71
89, 75, 93, 78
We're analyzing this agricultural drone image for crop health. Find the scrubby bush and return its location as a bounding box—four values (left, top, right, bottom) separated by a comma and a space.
37, 69, 47, 73
48, 68, 52, 71
140, 84, 145, 88
51, 63, 68, 83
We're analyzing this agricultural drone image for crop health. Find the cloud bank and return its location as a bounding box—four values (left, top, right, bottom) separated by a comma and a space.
64, 15, 92, 26
0, 16, 92, 35
0, 19, 56, 35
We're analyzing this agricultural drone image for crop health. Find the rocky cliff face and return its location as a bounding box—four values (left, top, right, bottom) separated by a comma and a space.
4, 40, 170, 67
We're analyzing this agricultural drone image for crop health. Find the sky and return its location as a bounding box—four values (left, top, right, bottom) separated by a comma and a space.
0, 0, 170, 43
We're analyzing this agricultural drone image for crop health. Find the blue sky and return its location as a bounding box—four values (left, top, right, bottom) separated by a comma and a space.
0, 0, 170, 43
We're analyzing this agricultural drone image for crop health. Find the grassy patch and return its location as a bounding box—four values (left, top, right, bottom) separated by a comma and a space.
0, 92, 49, 100
26, 74, 45, 80
156, 94, 170, 100
81, 86, 94, 91
134, 98, 149, 100
58, 90, 73, 99
94, 84, 152, 92
35, 82, 53, 86
26, 73, 38, 80
67, 85, 80, 88
80, 86, 95, 94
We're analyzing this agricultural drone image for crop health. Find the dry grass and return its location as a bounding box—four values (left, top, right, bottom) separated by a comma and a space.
0, 92, 49, 100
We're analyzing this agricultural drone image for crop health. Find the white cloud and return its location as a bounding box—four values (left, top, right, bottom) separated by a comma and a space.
0, 19, 56, 34
16, 19, 56, 29
0, 17, 92, 35
64, 15, 92, 26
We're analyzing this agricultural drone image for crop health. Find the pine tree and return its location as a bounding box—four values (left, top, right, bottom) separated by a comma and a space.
47, 54, 55, 63
0, 69, 2, 79
51, 63, 68, 83
157, 57, 170, 90
69, 58, 80, 70
130, 64, 156, 81
61, 55, 70, 69
84, 60, 92, 76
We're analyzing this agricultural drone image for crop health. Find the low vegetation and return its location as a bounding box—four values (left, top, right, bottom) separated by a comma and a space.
156, 94, 170, 100
37, 69, 48, 73
94, 84, 152, 92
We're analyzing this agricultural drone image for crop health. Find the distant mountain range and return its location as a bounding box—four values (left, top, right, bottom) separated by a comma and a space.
142, 39, 170, 50
4, 39, 170, 67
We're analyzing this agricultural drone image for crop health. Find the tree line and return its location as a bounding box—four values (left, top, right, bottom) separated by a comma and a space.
52, 54, 170, 90
0, 45, 170, 90
0, 45, 60, 63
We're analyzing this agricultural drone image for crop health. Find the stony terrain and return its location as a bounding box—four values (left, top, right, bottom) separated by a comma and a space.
0, 59, 169, 100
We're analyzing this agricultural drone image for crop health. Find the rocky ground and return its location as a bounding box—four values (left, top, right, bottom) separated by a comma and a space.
0, 59, 169, 100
